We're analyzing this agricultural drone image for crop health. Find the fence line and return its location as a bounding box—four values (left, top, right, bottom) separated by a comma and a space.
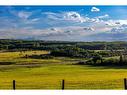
1, 79, 127, 90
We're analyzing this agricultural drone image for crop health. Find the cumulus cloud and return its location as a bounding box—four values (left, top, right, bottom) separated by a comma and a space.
83, 14, 109, 23
91, 7, 100, 12
42, 12, 111, 26
43, 11, 89, 23
109, 24, 127, 33
1, 22, 127, 41
84, 24, 127, 41
0, 26, 97, 40
2, 7, 127, 41
63, 11, 88, 23
104, 20, 127, 26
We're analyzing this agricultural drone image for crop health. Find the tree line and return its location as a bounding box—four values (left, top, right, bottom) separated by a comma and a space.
1, 39, 127, 51
1, 39, 127, 66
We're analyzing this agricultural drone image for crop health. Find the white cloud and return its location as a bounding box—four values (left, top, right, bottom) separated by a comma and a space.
43, 11, 89, 23
83, 27, 94, 31
63, 11, 88, 23
43, 12, 62, 20
2, 9, 127, 41
82, 14, 109, 23
104, 20, 127, 26
91, 7, 100, 12
97, 14, 109, 19
31, 18, 40, 22
23, 18, 40, 24
109, 24, 127, 33
0, 26, 97, 40
1, 22, 127, 41
18, 11, 32, 20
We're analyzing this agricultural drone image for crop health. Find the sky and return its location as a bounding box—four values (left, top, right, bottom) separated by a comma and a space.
1, 6, 127, 41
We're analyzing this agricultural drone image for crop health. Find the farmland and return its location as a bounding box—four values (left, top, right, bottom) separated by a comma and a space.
0, 50, 126, 89
0, 39, 127, 89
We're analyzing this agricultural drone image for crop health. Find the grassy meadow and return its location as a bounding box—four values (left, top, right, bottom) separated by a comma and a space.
0, 50, 126, 89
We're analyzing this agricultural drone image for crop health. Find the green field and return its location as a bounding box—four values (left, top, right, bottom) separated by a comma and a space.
0, 50, 126, 89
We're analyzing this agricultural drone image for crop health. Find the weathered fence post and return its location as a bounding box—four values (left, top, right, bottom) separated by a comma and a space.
62, 79, 65, 90
124, 78, 127, 90
13, 80, 16, 90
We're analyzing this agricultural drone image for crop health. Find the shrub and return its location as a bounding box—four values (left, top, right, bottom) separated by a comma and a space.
85, 58, 123, 66
24, 54, 54, 59
102, 58, 119, 66
0, 62, 15, 65
76, 61, 86, 65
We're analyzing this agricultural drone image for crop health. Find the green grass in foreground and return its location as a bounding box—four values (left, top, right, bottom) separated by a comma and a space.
0, 51, 126, 89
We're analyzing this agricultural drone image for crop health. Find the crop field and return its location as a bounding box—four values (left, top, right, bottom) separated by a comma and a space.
0, 50, 126, 89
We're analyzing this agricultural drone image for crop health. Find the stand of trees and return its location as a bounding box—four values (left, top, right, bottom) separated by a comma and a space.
1, 39, 127, 66
1, 39, 127, 51
50, 47, 94, 58
77, 54, 127, 66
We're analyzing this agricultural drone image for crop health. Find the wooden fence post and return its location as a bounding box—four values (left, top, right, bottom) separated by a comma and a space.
13, 80, 16, 90
62, 80, 65, 90
124, 78, 127, 90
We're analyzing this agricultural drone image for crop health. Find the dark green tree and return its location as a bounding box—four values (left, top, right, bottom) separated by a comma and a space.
119, 54, 124, 65
92, 54, 103, 64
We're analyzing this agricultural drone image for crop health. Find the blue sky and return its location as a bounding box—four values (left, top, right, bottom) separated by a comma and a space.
1, 6, 127, 41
